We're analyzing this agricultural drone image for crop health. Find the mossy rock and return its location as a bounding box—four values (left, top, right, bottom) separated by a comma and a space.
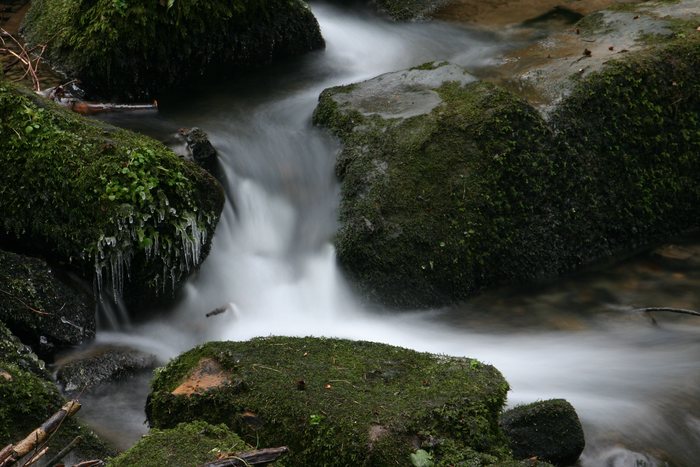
0, 321, 114, 462
0, 249, 94, 359
107, 421, 267, 467
314, 34, 700, 308
500, 399, 585, 466
146, 336, 513, 466
370, 0, 453, 21
0, 82, 224, 307
22, 0, 325, 100
314, 63, 562, 307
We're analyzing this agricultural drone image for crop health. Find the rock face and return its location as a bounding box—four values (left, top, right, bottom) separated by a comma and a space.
55, 346, 157, 394
0, 249, 94, 359
314, 31, 700, 308
0, 83, 224, 307
22, 0, 325, 100
146, 336, 513, 466
107, 421, 259, 467
0, 320, 114, 461
500, 399, 585, 466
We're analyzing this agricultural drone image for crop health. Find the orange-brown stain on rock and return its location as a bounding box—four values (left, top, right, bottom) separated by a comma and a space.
171, 357, 231, 396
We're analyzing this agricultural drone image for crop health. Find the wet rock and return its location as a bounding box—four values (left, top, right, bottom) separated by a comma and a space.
314, 29, 700, 308
146, 336, 516, 466
0, 83, 224, 309
0, 320, 115, 461
107, 421, 255, 467
500, 399, 585, 466
55, 346, 157, 394
22, 0, 325, 101
177, 127, 218, 171
0, 249, 95, 359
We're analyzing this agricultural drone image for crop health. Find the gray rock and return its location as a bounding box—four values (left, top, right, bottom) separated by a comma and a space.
178, 127, 218, 171
55, 346, 157, 394
500, 399, 585, 466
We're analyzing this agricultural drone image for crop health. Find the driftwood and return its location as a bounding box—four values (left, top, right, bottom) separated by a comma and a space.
632, 306, 700, 318
201, 446, 289, 467
44, 435, 82, 466
0, 400, 81, 467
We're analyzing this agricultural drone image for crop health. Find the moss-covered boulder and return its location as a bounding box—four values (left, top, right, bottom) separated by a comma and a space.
0, 82, 224, 306
107, 421, 264, 467
0, 249, 94, 359
500, 399, 585, 466
22, 0, 324, 100
146, 336, 513, 466
313, 63, 561, 307
0, 320, 114, 462
314, 34, 700, 308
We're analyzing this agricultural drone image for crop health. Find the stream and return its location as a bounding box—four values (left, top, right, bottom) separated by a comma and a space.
74, 3, 700, 466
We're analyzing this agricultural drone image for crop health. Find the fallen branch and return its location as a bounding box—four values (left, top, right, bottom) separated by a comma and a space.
206, 305, 228, 318
0, 288, 50, 316
44, 435, 82, 466
633, 307, 700, 318
202, 447, 289, 467
72, 461, 105, 467
0, 400, 81, 467
0, 446, 11, 464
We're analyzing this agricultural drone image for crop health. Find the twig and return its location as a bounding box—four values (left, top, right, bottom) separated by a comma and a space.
21, 447, 48, 467
633, 307, 700, 318
250, 364, 282, 374
201, 447, 289, 467
0, 288, 50, 316
44, 436, 82, 466
72, 461, 105, 467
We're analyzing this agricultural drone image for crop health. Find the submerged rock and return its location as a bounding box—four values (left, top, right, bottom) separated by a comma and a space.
146, 336, 513, 466
0, 320, 114, 461
500, 399, 585, 466
0, 249, 94, 359
107, 421, 263, 467
22, 0, 325, 101
55, 346, 157, 394
0, 83, 225, 308
314, 30, 700, 307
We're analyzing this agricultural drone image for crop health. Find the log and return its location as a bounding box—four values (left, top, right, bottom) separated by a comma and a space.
0, 400, 81, 467
201, 446, 289, 467
0, 446, 11, 464
44, 435, 82, 466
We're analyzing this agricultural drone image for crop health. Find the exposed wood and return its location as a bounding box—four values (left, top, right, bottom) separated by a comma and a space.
23, 446, 48, 466
72, 461, 105, 467
0, 400, 80, 467
633, 307, 700, 318
68, 101, 158, 115
44, 435, 82, 466
201, 446, 289, 467
0, 446, 11, 464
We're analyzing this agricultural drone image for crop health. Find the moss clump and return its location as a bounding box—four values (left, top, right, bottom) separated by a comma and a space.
0, 321, 114, 461
0, 249, 94, 359
0, 83, 224, 306
371, 0, 451, 21
314, 35, 700, 308
107, 421, 257, 467
22, 0, 324, 100
147, 336, 512, 466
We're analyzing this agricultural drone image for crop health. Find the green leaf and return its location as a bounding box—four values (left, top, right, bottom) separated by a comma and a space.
410, 450, 434, 467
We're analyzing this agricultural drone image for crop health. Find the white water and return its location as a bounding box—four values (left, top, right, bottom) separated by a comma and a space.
89, 3, 700, 465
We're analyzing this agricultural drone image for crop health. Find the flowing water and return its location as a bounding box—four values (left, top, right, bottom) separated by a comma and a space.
77, 3, 700, 466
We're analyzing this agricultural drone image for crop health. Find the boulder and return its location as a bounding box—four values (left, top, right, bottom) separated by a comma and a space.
0, 249, 94, 359
22, 0, 325, 101
500, 399, 585, 466
106, 421, 268, 467
177, 127, 218, 172
55, 346, 157, 394
313, 32, 700, 308
0, 320, 114, 462
0, 82, 224, 308
146, 336, 513, 466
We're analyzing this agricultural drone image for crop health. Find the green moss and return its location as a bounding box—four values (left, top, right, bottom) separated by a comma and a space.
107, 421, 257, 467
0, 83, 224, 305
23, 0, 324, 100
0, 321, 114, 461
147, 337, 512, 466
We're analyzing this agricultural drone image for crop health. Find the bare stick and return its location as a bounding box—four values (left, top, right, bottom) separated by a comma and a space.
633, 307, 700, 318
206, 305, 228, 318
0, 446, 11, 464
201, 447, 289, 467
22, 447, 48, 467
0, 288, 50, 316
0, 401, 81, 467
44, 436, 82, 466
